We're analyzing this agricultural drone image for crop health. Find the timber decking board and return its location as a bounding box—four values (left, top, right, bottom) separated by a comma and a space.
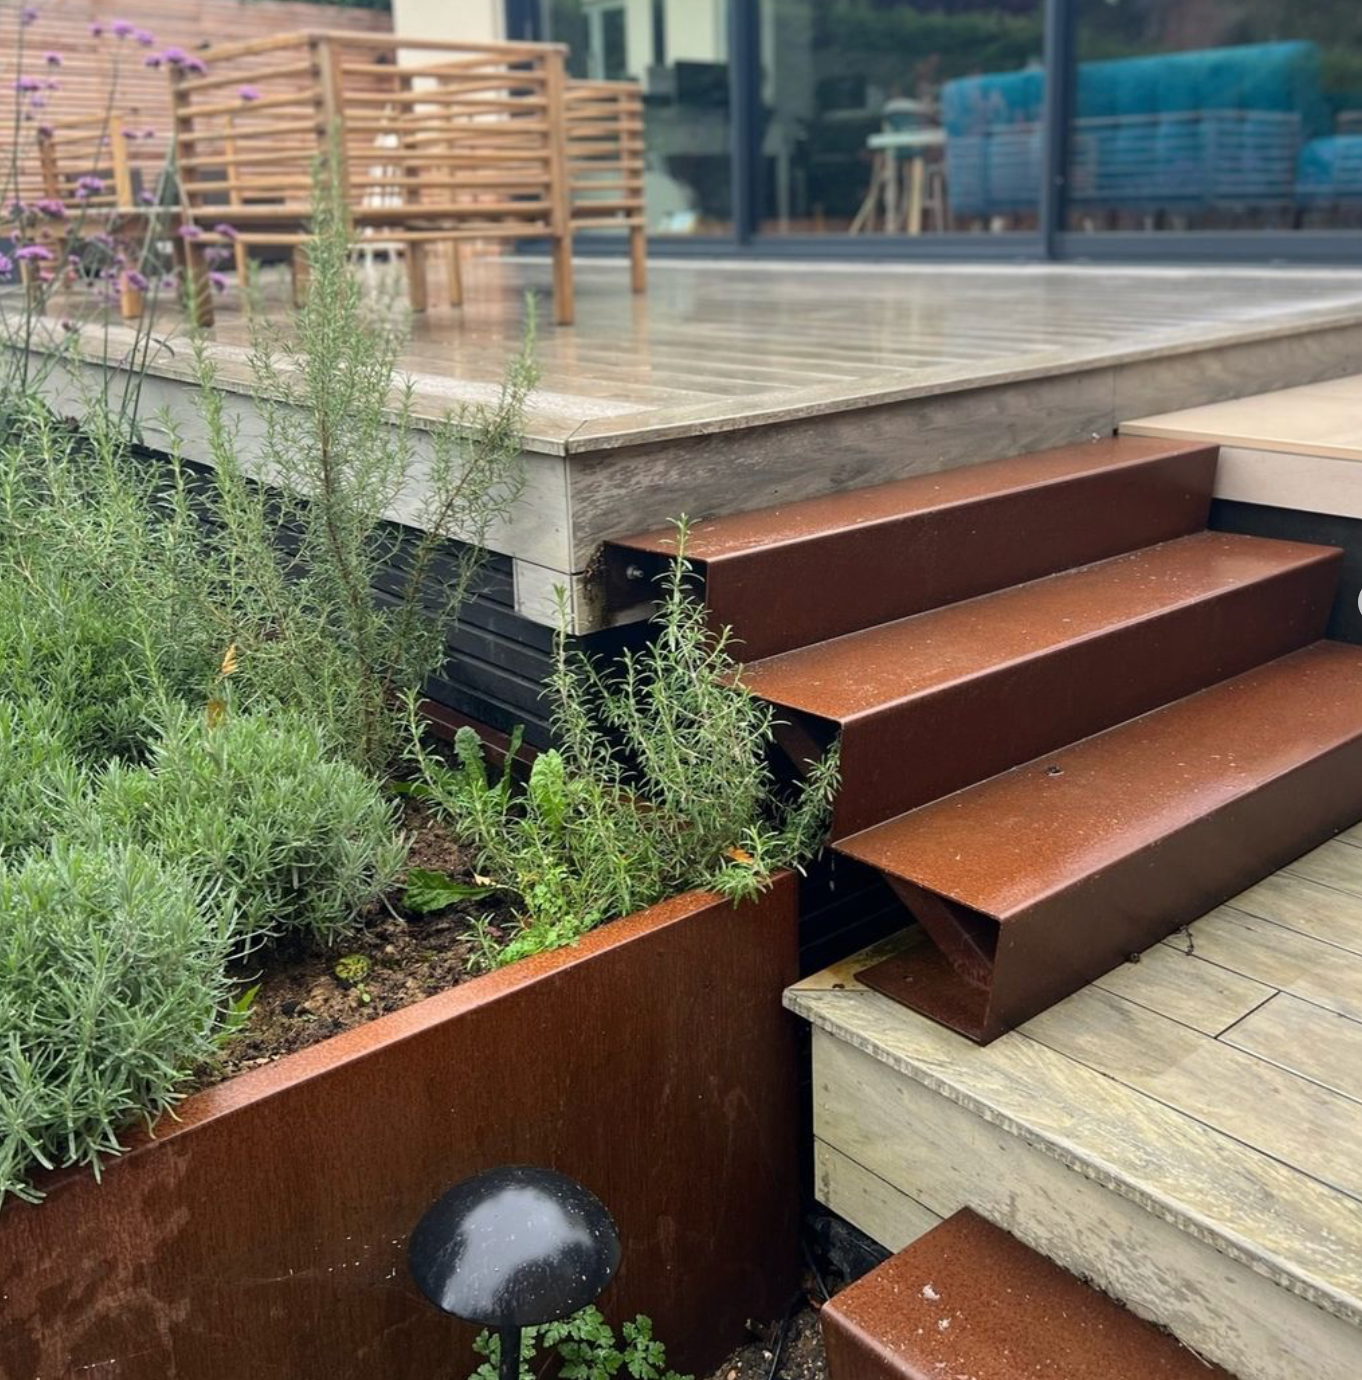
1284, 838, 1362, 897
786, 840, 1362, 1355
1225, 870, 1362, 955
26, 259, 1362, 455
1090, 942, 1273, 1036
1221, 993, 1362, 1104
1167, 907, 1362, 1022
1023, 984, 1362, 1201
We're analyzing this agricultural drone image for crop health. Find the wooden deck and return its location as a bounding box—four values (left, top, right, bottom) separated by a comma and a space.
25, 256, 1362, 629
1126, 372, 1362, 521
787, 830, 1362, 1380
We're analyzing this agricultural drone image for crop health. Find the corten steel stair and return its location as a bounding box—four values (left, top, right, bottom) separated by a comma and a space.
819, 1209, 1234, 1380
605, 435, 1362, 1043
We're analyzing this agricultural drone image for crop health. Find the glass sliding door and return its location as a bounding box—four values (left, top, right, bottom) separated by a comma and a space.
755, 0, 1046, 238
1065, 0, 1362, 235
536, 0, 734, 234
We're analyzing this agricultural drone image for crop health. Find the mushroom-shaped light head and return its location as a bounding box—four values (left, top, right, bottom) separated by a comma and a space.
408, 1166, 621, 1329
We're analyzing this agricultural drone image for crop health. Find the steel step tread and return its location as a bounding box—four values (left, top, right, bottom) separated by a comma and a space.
742, 531, 1339, 722
611, 436, 1214, 562
819, 1208, 1234, 1380
837, 640, 1362, 922
603, 436, 1218, 660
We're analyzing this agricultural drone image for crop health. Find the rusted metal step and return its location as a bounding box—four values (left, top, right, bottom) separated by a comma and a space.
602, 436, 1218, 660
820, 1208, 1233, 1380
743, 531, 1340, 837
840, 640, 1362, 1043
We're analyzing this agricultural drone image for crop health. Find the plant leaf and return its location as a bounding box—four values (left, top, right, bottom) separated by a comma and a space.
404, 867, 494, 914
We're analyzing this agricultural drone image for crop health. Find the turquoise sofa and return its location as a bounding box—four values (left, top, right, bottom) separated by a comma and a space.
939, 41, 1349, 222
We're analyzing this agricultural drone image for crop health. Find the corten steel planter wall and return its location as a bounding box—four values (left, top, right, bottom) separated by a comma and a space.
0, 876, 800, 1380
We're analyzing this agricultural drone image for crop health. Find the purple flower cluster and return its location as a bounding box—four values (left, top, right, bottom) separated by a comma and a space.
34, 197, 66, 219
0, 252, 12, 280
151, 46, 208, 76
16, 245, 54, 262
75, 174, 105, 199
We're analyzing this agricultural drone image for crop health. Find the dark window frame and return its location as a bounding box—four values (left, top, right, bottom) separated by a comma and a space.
507, 0, 1362, 264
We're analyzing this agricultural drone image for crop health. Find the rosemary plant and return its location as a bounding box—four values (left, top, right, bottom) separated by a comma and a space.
409, 526, 841, 967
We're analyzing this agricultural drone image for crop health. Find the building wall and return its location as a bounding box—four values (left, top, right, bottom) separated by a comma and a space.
392, 0, 503, 43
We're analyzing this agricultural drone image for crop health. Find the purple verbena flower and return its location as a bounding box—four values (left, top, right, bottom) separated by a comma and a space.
162, 45, 187, 64
19, 7, 38, 27
91, 232, 114, 250
138, 189, 156, 205
27, 95, 45, 109
43, 52, 62, 67
212, 222, 238, 240
15, 245, 54, 262
0, 252, 12, 280
75, 174, 105, 199
124, 268, 150, 292
111, 20, 135, 39
177, 223, 203, 239
141, 127, 156, 140
209, 271, 228, 292
14, 76, 41, 93
183, 56, 207, 76
134, 29, 154, 46
37, 123, 53, 138
89, 22, 104, 37
237, 85, 261, 102
143, 53, 163, 68
34, 197, 66, 219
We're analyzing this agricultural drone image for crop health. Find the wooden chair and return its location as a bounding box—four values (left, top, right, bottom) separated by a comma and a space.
167, 31, 591, 326
34, 113, 170, 318
565, 78, 647, 294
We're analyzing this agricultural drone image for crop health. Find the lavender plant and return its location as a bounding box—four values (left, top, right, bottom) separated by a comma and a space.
0, 841, 234, 1204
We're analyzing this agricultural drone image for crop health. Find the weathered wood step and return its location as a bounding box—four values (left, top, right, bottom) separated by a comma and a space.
603, 437, 1218, 660
820, 1208, 1233, 1380
839, 640, 1362, 1042
742, 531, 1339, 837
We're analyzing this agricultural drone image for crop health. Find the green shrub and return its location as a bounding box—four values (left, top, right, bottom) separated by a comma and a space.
471, 1308, 689, 1380
0, 574, 209, 766
409, 532, 840, 968
0, 696, 84, 855
0, 407, 220, 764
0, 842, 233, 1205
83, 709, 407, 945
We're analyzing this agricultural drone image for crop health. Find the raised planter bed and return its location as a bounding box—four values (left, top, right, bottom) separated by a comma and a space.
0, 876, 800, 1380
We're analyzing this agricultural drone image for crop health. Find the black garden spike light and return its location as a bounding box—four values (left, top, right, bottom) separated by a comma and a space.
408, 1165, 622, 1380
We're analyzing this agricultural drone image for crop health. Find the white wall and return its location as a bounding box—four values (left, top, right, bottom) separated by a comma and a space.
392, 0, 503, 44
